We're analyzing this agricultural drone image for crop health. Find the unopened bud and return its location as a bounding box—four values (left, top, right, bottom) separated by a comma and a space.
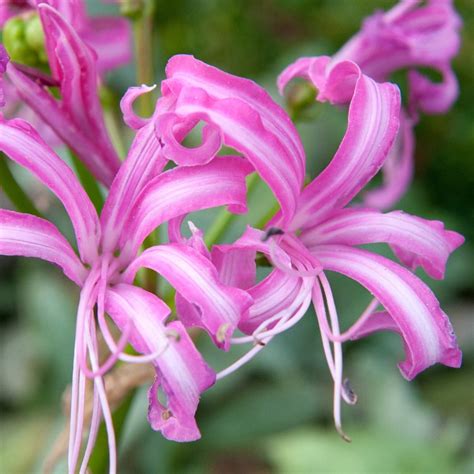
25, 15, 45, 53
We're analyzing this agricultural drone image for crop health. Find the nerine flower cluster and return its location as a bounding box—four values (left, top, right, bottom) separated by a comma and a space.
0, 1, 464, 473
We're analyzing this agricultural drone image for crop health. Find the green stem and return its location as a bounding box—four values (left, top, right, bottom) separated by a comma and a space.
69, 150, 104, 214
204, 172, 260, 246
0, 153, 41, 216
88, 392, 135, 474
133, 1, 155, 118
104, 107, 127, 160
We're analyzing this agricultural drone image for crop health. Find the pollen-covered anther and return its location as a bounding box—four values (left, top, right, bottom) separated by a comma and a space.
216, 323, 231, 344
262, 227, 284, 242
336, 425, 352, 443
342, 378, 358, 405
161, 409, 173, 421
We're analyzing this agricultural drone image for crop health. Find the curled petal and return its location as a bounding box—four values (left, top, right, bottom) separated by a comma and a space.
303, 208, 464, 280
163, 55, 305, 226
165, 54, 305, 182
120, 157, 251, 258
363, 110, 414, 210
408, 67, 459, 116
0, 210, 85, 285
0, 117, 100, 263
315, 244, 462, 379
124, 244, 253, 349
156, 112, 223, 166
105, 284, 215, 442
120, 84, 157, 130
292, 61, 400, 229
331, 0, 461, 81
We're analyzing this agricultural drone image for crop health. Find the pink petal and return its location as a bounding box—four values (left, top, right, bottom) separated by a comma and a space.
303, 208, 464, 280
120, 157, 251, 258
240, 269, 304, 334
124, 244, 253, 349
315, 244, 462, 380
120, 85, 157, 130
291, 61, 400, 229
163, 55, 305, 226
156, 112, 223, 166
0, 210, 85, 285
105, 284, 215, 442
331, 0, 461, 82
0, 116, 100, 264
100, 117, 166, 253
165, 55, 305, 181
363, 110, 415, 210
408, 66, 459, 116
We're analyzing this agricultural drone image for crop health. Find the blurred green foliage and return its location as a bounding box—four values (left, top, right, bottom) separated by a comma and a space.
1, 1, 473, 473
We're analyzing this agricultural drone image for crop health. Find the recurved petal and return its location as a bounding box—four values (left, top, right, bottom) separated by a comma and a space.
303, 208, 463, 280
0, 210, 85, 285
120, 84, 157, 130
291, 61, 400, 229
408, 66, 459, 116
123, 244, 253, 349
164, 54, 305, 183
331, 0, 461, 81
120, 157, 250, 258
363, 110, 414, 210
105, 284, 215, 442
315, 244, 462, 380
0, 116, 100, 263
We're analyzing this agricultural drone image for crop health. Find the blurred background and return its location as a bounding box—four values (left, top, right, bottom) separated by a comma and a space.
1, 1, 473, 472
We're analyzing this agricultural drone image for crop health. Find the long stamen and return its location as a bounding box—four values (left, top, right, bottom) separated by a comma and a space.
319, 273, 351, 442
68, 268, 100, 473
217, 292, 312, 380
312, 283, 356, 406
84, 317, 117, 474
318, 297, 379, 343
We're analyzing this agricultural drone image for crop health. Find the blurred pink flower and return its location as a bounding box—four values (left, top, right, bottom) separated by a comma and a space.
280, 0, 461, 209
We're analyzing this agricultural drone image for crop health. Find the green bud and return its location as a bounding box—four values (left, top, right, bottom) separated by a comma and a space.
3, 17, 26, 50
25, 15, 45, 53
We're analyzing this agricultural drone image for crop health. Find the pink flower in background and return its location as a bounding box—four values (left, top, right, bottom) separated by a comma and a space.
2, 2, 131, 184
200, 59, 463, 439
0, 106, 253, 471
280, 0, 461, 209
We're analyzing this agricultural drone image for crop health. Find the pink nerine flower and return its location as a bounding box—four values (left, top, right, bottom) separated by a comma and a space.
3, 2, 131, 184
0, 105, 253, 472
195, 59, 463, 439
279, 0, 461, 209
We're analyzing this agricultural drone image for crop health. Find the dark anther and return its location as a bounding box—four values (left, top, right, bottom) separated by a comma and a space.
262, 227, 284, 242
342, 378, 358, 405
